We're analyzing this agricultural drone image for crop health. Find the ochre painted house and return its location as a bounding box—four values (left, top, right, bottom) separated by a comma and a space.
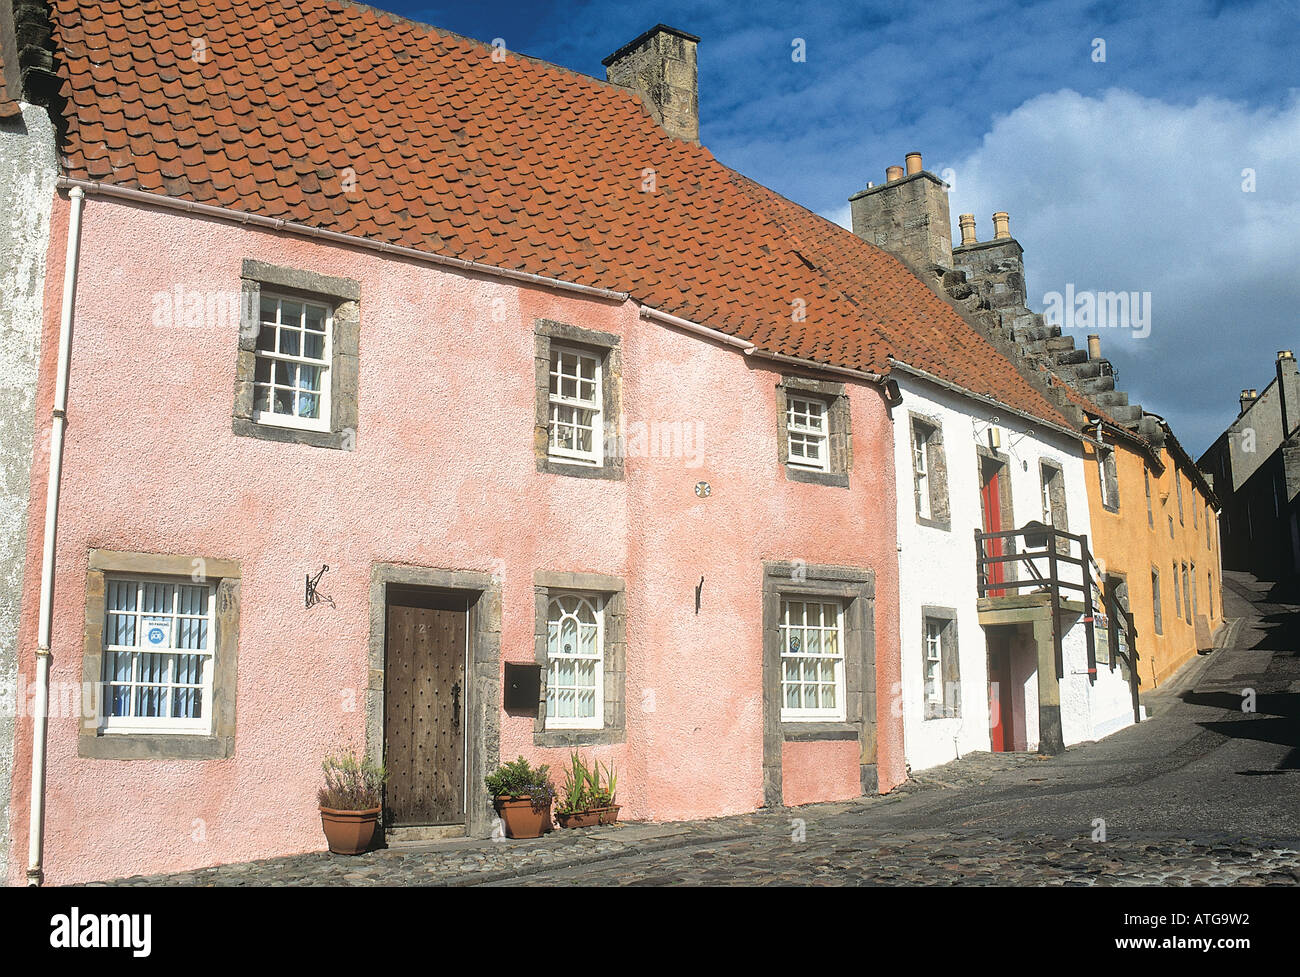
1076, 407, 1222, 689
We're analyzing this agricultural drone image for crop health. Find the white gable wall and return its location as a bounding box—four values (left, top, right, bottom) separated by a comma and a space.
892, 373, 1115, 772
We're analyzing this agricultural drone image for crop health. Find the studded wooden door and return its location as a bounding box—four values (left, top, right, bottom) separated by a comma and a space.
384, 599, 467, 826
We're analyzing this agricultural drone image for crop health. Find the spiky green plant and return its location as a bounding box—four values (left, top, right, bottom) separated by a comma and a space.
555, 752, 618, 813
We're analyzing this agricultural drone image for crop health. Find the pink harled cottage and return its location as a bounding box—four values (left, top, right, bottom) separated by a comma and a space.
7, 1, 1073, 884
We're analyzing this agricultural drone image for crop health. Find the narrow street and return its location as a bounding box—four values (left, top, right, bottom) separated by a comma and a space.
484, 572, 1299, 885
104, 570, 1300, 888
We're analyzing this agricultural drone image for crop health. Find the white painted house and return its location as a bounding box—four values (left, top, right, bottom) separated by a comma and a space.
889, 365, 1140, 773
850, 154, 1141, 773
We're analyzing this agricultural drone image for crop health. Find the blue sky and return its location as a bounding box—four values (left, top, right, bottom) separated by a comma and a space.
385, 0, 1299, 454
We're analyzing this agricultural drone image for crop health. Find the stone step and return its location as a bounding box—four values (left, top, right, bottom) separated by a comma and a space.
1067, 360, 1105, 379
1052, 348, 1088, 366
1076, 375, 1116, 395
1107, 404, 1143, 424
1013, 322, 1059, 343
1092, 390, 1130, 408
1022, 335, 1076, 356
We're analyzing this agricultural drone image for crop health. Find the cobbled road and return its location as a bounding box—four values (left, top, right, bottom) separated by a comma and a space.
106, 571, 1300, 887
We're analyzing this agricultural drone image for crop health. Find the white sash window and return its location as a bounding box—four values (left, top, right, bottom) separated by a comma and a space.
779, 599, 846, 721
786, 396, 829, 471
924, 619, 944, 709
548, 345, 603, 466
254, 294, 333, 432
101, 576, 215, 734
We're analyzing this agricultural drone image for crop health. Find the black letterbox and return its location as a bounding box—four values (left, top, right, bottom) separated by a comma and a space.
503, 662, 541, 713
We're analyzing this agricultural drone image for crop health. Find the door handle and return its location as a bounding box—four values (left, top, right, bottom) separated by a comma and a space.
452, 682, 461, 733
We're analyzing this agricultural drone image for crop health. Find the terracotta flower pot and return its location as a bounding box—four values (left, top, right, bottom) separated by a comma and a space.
555, 809, 602, 829
495, 797, 552, 839
597, 805, 620, 825
319, 805, 382, 855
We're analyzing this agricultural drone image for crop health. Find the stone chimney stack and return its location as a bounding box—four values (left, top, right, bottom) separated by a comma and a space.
848, 152, 954, 271
1240, 388, 1259, 415
603, 25, 700, 144
951, 210, 1028, 313
1277, 350, 1299, 437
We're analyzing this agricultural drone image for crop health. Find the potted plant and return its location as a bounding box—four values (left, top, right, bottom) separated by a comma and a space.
486, 756, 555, 839
594, 761, 619, 825
317, 748, 386, 855
554, 752, 619, 828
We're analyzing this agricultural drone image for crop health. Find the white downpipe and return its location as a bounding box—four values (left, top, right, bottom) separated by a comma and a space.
27, 187, 85, 886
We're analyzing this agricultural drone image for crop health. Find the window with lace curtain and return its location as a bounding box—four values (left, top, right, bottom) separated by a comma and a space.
545, 593, 604, 729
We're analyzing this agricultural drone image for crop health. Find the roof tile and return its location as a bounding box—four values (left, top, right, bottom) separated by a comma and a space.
49, 0, 1072, 428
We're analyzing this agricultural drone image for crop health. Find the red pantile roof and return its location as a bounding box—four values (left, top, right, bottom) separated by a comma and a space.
50, 0, 1070, 428
0, 50, 22, 117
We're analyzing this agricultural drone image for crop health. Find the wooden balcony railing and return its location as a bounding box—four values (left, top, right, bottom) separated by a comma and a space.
975, 522, 1141, 722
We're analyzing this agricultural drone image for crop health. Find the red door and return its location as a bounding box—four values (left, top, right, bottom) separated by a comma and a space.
988, 642, 1015, 751
980, 460, 1005, 596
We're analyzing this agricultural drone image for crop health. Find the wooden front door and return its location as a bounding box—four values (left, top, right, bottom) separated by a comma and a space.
384, 596, 467, 826
980, 459, 1005, 596
988, 639, 1015, 752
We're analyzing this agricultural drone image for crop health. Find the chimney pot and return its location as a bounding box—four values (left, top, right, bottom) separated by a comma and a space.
992, 212, 1011, 240
1240, 389, 1257, 414
885, 165, 904, 182
958, 213, 976, 246
603, 25, 701, 144
1278, 350, 1295, 362
1087, 334, 1101, 361
905, 152, 923, 175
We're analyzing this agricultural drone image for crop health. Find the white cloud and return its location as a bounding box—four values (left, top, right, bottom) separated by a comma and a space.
825, 88, 1300, 452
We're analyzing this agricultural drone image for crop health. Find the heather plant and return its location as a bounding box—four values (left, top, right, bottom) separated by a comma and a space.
317, 748, 386, 811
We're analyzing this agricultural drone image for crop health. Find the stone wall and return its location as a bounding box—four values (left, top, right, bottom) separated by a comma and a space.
0, 97, 58, 883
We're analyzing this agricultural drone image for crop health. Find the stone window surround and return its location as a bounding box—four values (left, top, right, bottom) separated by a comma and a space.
776, 376, 853, 488
78, 549, 240, 761
920, 605, 960, 720
908, 410, 950, 529
234, 259, 361, 451
1145, 467, 1154, 529
761, 561, 876, 806
1098, 447, 1120, 513
366, 564, 502, 838
1172, 560, 1182, 620
1039, 458, 1070, 554
530, 570, 627, 747
1152, 565, 1164, 635
534, 319, 624, 481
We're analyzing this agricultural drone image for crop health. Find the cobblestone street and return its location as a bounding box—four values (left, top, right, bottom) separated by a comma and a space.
102, 571, 1300, 887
